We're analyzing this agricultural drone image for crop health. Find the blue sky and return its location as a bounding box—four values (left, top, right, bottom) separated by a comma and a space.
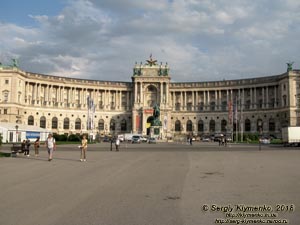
0, 0, 66, 26
0, 0, 300, 82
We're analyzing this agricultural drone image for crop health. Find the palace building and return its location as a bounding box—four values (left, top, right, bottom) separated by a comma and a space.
0, 56, 299, 140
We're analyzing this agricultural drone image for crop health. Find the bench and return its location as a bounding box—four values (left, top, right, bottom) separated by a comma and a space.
10, 144, 24, 157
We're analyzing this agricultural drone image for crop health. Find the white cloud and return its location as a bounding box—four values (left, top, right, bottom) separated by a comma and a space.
0, 0, 299, 82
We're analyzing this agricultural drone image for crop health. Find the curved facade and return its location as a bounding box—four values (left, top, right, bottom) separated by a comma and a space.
0, 57, 299, 139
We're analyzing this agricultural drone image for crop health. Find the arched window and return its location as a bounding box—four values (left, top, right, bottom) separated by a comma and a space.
245, 119, 251, 132
98, 119, 104, 131
40, 116, 46, 128
186, 120, 193, 132
75, 118, 81, 130
63, 118, 70, 130
221, 120, 227, 133
52, 117, 58, 129
198, 120, 204, 132
209, 120, 215, 133
121, 119, 127, 132
110, 119, 116, 131
175, 120, 181, 132
269, 118, 275, 132
28, 115, 34, 126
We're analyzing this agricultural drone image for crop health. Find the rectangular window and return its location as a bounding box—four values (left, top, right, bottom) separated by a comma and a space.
4, 109, 8, 114
5, 80, 9, 84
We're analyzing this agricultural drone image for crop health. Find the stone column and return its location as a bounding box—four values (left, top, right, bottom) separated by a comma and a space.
262, 87, 265, 108
266, 86, 269, 109
126, 91, 130, 110
274, 86, 277, 107
192, 90, 195, 111
140, 82, 143, 104
215, 90, 217, 110
195, 91, 199, 111
207, 91, 210, 110
173, 92, 176, 110
166, 82, 169, 105
180, 91, 183, 111
134, 83, 137, 103
204, 91, 206, 110
160, 82, 163, 104
184, 91, 187, 110
250, 88, 253, 109
254, 88, 257, 109
226, 89, 229, 110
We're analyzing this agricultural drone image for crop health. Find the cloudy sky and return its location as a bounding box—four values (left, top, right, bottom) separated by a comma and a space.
0, 0, 299, 82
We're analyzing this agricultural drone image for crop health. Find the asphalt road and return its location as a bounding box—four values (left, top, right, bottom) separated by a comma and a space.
0, 142, 299, 225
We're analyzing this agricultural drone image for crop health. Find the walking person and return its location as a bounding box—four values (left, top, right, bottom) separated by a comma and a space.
45, 133, 56, 161
24, 139, 31, 157
80, 135, 88, 162
34, 137, 40, 157
115, 137, 120, 151
189, 136, 193, 145
110, 137, 114, 151
21, 140, 26, 155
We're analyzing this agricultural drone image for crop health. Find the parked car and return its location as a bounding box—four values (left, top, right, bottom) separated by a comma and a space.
201, 136, 210, 142
148, 137, 157, 144
131, 135, 141, 144
214, 134, 224, 142
226, 136, 232, 142
102, 137, 110, 142
260, 137, 270, 144
140, 136, 148, 142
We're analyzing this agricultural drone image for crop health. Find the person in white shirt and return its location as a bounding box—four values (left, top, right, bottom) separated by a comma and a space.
115, 137, 120, 151
45, 133, 56, 161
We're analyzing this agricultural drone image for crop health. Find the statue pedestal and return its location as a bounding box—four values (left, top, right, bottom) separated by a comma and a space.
150, 126, 162, 138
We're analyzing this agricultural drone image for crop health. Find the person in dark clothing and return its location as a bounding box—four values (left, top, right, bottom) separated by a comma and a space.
24, 139, 31, 156
34, 137, 40, 157
21, 140, 26, 155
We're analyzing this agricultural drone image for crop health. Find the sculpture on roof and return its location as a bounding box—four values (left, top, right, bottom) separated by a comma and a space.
287, 61, 294, 72
146, 54, 157, 66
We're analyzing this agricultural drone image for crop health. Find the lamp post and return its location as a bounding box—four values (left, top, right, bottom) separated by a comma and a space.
15, 125, 19, 143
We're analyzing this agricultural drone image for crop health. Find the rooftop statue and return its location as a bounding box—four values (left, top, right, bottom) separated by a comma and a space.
0, 59, 19, 69
287, 62, 294, 72
146, 54, 157, 66
12, 58, 19, 68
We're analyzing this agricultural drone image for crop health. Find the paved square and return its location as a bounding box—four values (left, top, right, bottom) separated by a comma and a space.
0, 142, 299, 225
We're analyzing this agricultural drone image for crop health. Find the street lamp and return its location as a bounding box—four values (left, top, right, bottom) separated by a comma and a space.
15, 125, 19, 143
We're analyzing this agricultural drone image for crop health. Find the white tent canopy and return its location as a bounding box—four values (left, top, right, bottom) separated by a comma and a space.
0, 122, 51, 143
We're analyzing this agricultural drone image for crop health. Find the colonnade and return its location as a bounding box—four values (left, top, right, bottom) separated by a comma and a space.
24, 82, 132, 110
